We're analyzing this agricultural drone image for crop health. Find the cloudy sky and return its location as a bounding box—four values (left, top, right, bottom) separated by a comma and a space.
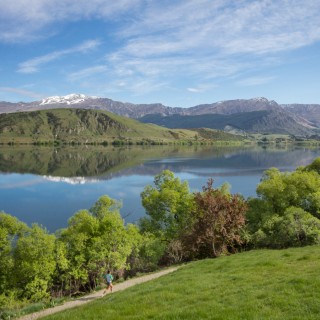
1, 0, 320, 107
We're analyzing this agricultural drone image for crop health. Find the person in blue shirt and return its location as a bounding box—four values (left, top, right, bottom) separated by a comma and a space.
103, 270, 114, 295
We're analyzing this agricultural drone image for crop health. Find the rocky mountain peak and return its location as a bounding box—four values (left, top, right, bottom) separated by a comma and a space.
40, 93, 97, 105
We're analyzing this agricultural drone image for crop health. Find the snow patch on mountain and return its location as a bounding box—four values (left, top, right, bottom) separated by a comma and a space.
251, 97, 277, 105
40, 94, 97, 105
252, 97, 269, 102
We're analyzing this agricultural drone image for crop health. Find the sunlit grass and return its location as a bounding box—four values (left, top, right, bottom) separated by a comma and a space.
43, 246, 320, 320
0, 108, 248, 145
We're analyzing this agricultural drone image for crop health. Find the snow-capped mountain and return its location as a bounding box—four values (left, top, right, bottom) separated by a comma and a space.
40, 93, 97, 105
0, 94, 319, 136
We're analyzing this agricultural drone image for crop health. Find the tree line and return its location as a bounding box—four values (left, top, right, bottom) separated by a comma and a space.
1, 158, 320, 308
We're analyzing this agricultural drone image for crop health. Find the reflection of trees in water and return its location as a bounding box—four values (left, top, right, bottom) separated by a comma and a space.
46, 148, 132, 177
0, 145, 319, 179
0, 146, 143, 177
0, 145, 249, 177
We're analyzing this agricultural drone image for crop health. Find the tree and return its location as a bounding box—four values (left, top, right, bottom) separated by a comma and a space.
304, 157, 320, 175
13, 224, 56, 301
256, 167, 320, 217
58, 195, 135, 294
183, 179, 247, 259
0, 212, 28, 296
252, 207, 320, 248
126, 230, 166, 274
140, 170, 194, 241
247, 160, 320, 248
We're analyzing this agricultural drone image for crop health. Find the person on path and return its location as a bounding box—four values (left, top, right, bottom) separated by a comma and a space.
103, 270, 114, 295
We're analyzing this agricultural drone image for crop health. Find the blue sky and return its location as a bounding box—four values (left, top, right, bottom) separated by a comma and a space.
1, 0, 320, 107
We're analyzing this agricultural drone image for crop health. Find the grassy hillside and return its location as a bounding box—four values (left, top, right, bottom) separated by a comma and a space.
43, 246, 320, 320
0, 109, 245, 145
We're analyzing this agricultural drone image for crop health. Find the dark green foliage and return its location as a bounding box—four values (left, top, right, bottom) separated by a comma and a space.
253, 207, 320, 248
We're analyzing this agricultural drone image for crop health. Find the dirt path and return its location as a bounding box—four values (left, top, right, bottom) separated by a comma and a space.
18, 267, 179, 320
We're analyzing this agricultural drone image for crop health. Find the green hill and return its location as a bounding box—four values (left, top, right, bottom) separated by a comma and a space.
0, 108, 245, 145
43, 246, 320, 320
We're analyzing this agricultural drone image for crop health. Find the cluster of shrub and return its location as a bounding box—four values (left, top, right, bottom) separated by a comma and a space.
1, 158, 320, 309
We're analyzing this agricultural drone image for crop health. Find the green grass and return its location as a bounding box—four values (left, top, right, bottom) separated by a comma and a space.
43, 246, 320, 320
0, 108, 247, 145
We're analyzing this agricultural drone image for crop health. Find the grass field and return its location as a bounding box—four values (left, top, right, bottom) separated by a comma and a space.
43, 246, 320, 320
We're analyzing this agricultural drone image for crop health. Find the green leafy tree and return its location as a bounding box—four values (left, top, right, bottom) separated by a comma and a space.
51, 238, 70, 297
304, 157, 320, 175
58, 195, 135, 294
13, 224, 56, 301
126, 230, 166, 274
252, 207, 320, 248
257, 167, 320, 217
245, 198, 274, 235
0, 212, 28, 296
247, 159, 320, 248
140, 170, 194, 241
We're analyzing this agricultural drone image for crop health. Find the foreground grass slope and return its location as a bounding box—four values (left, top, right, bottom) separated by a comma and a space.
44, 246, 320, 320
0, 108, 245, 144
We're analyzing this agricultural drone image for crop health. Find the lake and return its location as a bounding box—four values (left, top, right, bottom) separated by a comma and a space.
1, 144, 320, 232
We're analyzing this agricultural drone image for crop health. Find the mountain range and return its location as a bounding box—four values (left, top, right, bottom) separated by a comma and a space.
1, 94, 319, 136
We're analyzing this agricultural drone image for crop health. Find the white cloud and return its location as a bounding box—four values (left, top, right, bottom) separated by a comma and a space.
67, 65, 108, 81
0, 0, 143, 42
17, 39, 101, 73
187, 88, 202, 93
0, 86, 44, 99
236, 76, 275, 87
100, 0, 320, 95
187, 84, 218, 93
2, 0, 320, 52
117, 0, 320, 56
4, 0, 320, 100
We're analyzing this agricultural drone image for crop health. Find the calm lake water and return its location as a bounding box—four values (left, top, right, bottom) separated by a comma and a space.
1, 144, 320, 232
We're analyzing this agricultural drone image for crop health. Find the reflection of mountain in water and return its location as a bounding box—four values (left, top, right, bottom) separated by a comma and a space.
43, 176, 99, 184
140, 146, 320, 178
0, 145, 162, 178
1, 145, 320, 183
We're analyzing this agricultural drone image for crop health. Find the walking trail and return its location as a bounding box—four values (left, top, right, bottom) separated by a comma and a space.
18, 267, 179, 320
